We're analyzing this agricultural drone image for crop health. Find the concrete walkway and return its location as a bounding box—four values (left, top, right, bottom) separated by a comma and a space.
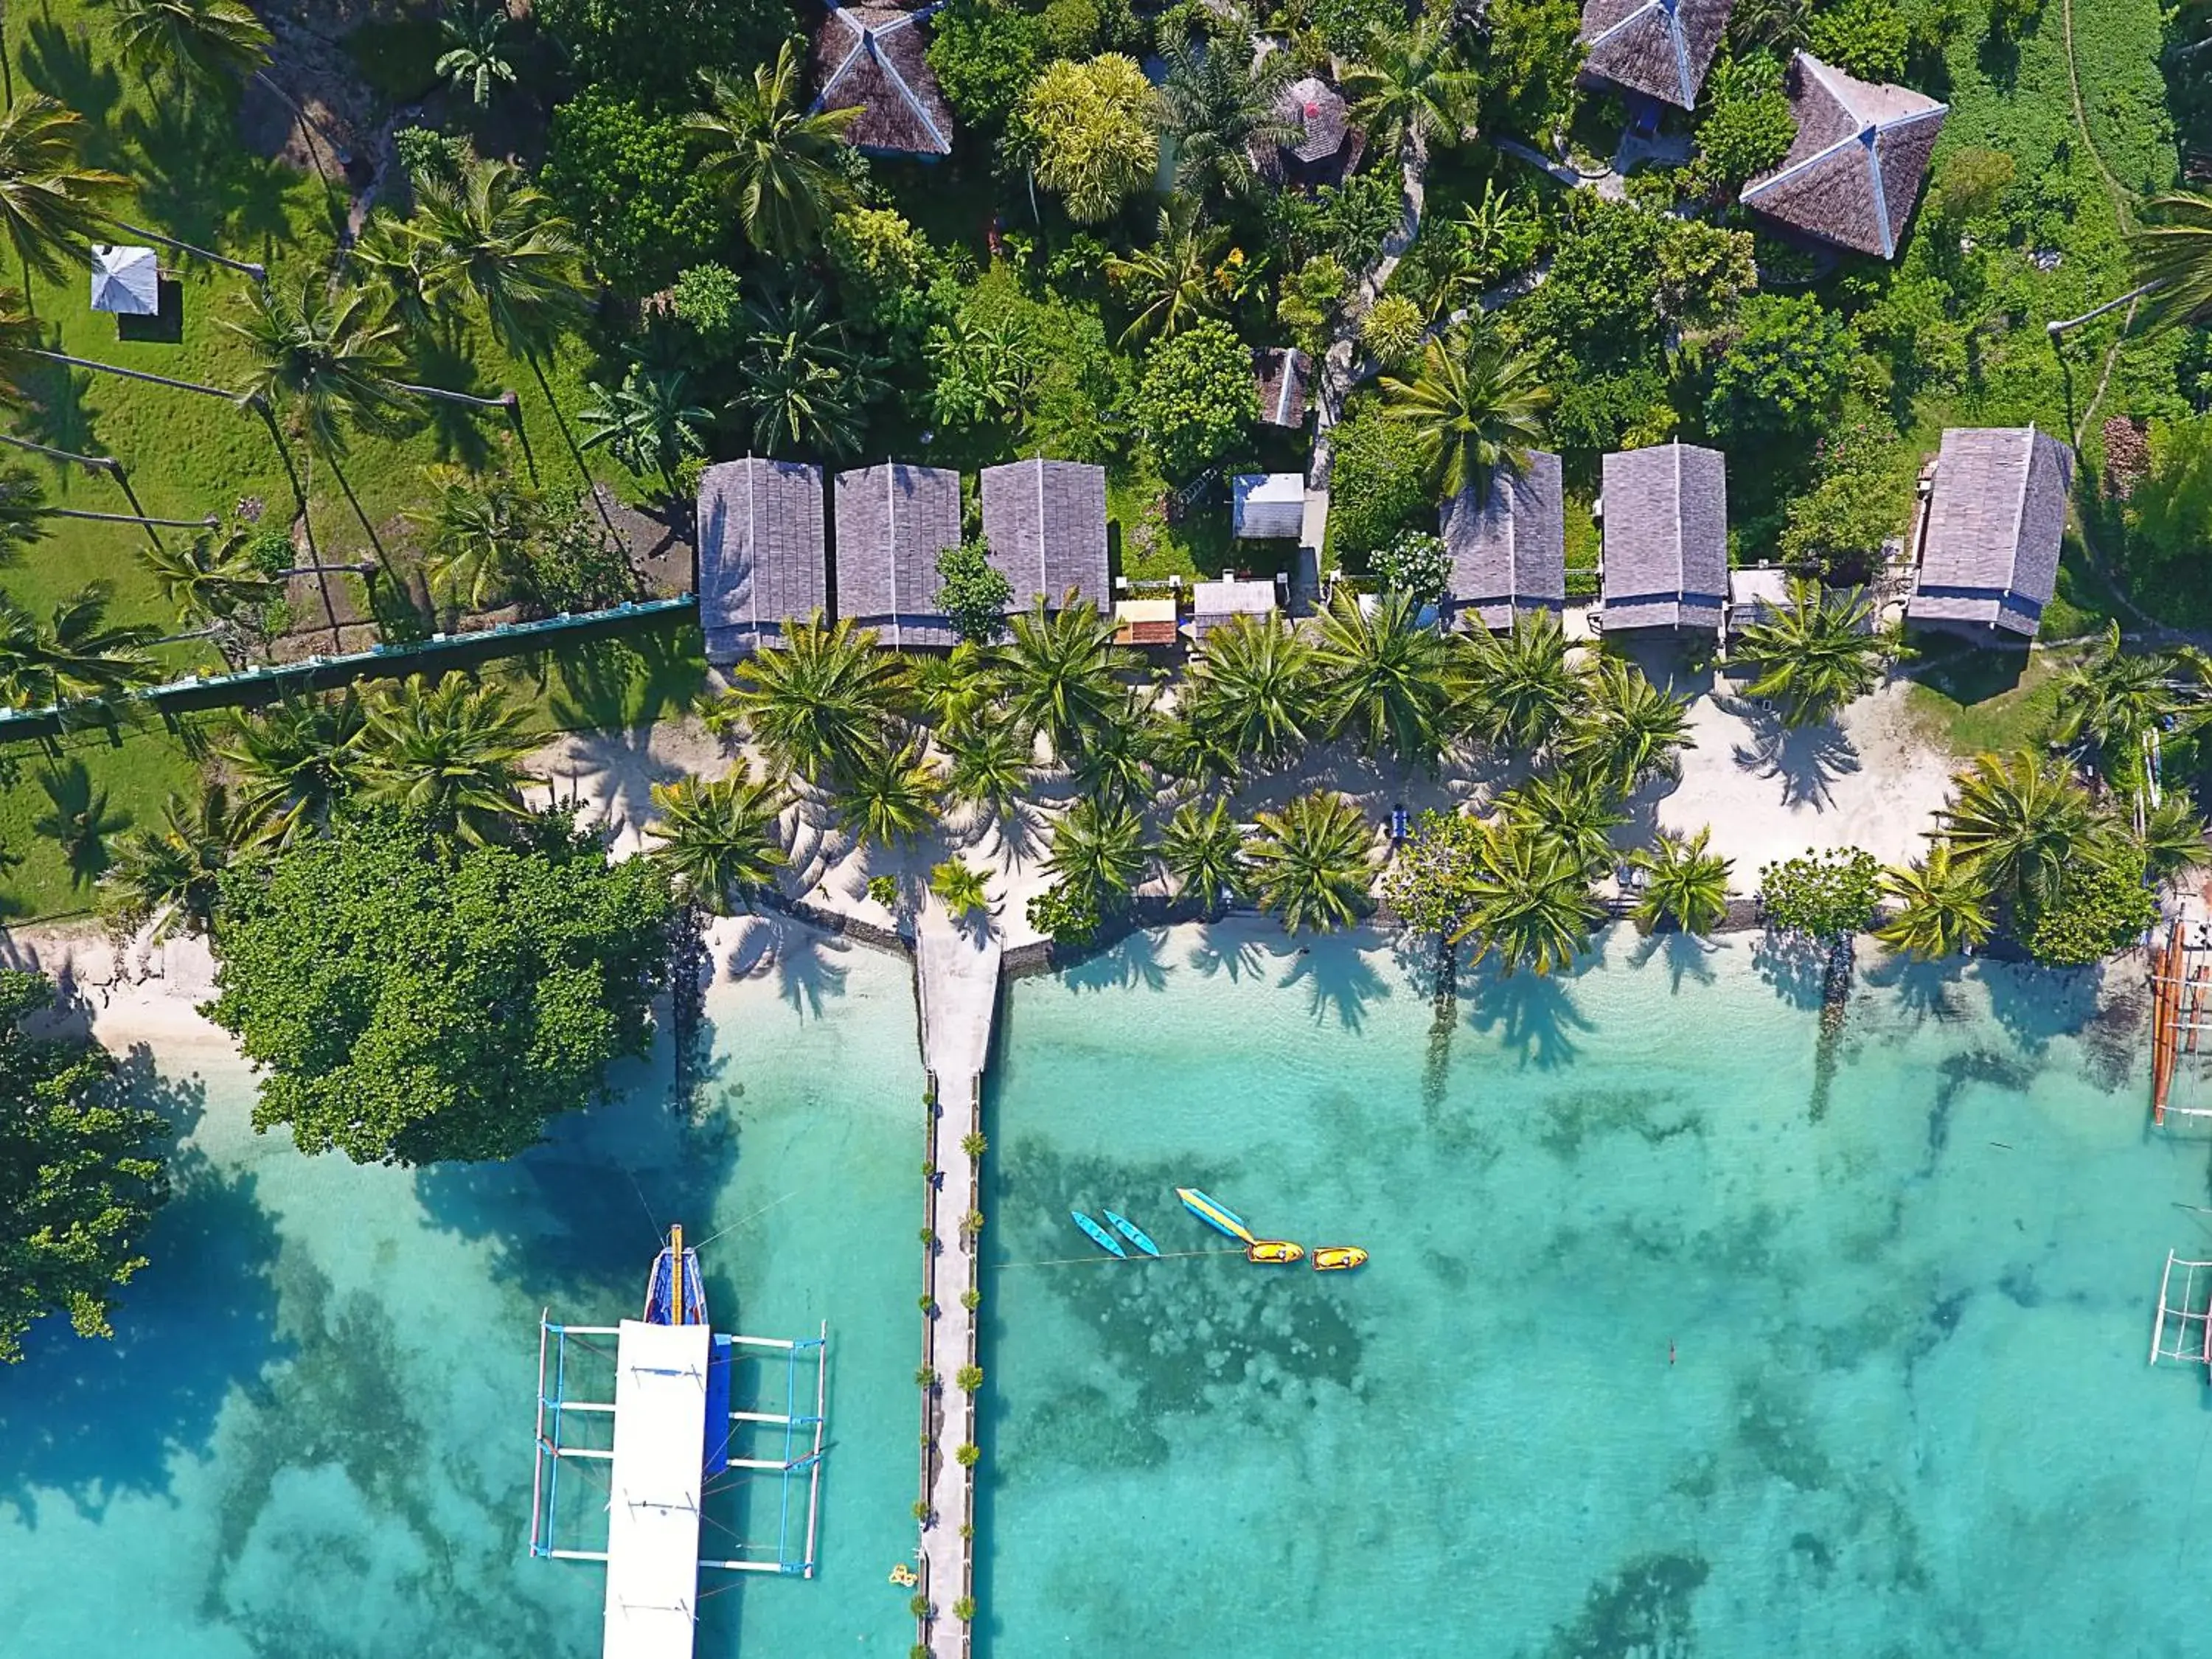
913, 908, 1001, 1659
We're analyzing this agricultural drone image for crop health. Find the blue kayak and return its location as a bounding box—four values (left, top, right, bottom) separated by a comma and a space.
1103, 1211, 1160, 1257
1071, 1211, 1127, 1258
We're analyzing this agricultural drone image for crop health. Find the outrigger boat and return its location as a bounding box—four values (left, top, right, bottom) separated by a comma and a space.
1176, 1187, 1255, 1244
644, 1222, 709, 1325
1245, 1239, 1306, 1265
1312, 1246, 1368, 1273
1103, 1211, 1160, 1257
1071, 1211, 1128, 1258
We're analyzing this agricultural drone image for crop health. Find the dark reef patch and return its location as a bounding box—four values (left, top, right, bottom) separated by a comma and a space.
1531, 1551, 1711, 1659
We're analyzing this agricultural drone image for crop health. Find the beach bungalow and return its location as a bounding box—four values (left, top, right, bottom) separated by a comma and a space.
1191, 576, 1283, 640
979, 459, 1110, 612
1906, 425, 2074, 640
810, 2, 953, 159
697, 458, 827, 663
1439, 452, 1565, 633
1232, 473, 1306, 540
832, 462, 962, 648
1739, 53, 1947, 260
1578, 0, 1733, 110
1250, 74, 1365, 188
1596, 442, 1727, 635
1253, 347, 1314, 429
1726, 565, 1791, 635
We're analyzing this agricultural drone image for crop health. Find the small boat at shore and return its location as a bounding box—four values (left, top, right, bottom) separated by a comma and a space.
1103, 1211, 1160, 1257
1071, 1211, 1128, 1258
1176, 1187, 1255, 1243
1312, 1246, 1368, 1273
644, 1224, 709, 1325
1245, 1239, 1305, 1265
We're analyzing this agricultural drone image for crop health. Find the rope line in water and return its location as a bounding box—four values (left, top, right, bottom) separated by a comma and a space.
995, 1246, 1248, 1269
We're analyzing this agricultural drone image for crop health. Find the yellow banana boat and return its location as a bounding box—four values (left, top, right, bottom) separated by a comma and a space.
1312, 1246, 1368, 1273
1245, 1239, 1305, 1265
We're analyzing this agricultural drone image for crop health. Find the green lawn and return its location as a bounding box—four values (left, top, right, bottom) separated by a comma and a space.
0, 719, 200, 921
1902, 641, 2063, 757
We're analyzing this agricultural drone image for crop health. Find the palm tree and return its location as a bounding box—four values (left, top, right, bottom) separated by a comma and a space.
230, 279, 402, 456
1104, 201, 1226, 346
2138, 793, 2211, 883
1506, 771, 1627, 879
1874, 843, 1993, 960
100, 0, 271, 94
1451, 816, 1600, 976
0, 463, 46, 557
415, 157, 585, 359
1380, 333, 1553, 503
686, 41, 859, 257
1453, 609, 1577, 752
1183, 613, 1312, 769
137, 526, 279, 645
217, 689, 365, 842
1565, 657, 1695, 796
102, 779, 256, 942
1935, 750, 2110, 915
0, 95, 128, 288
930, 857, 992, 921
1070, 692, 1157, 810
1340, 17, 1478, 164
833, 737, 940, 851
1736, 581, 1891, 727
712, 613, 903, 788
733, 289, 880, 459
410, 466, 544, 612
1247, 790, 1374, 933
647, 765, 788, 912
349, 209, 451, 343
2047, 622, 2188, 790
7, 583, 161, 710
2131, 191, 2212, 333
995, 599, 1123, 762
942, 718, 1030, 822
1632, 827, 1733, 936
1159, 796, 1247, 917
1045, 796, 1147, 910
437, 3, 518, 108
1157, 24, 1294, 205
1312, 588, 1452, 766
1151, 703, 1241, 788
355, 671, 538, 846
579, 366, 711, 494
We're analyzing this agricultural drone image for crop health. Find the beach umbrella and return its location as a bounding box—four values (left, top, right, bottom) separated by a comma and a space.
89, 244, 160, 316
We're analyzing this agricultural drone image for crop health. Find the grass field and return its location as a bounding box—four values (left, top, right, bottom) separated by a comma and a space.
1902, 639, 2063, 756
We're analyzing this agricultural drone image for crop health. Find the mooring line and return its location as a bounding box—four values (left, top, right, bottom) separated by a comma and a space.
692, 1190, 802, 1251
995, 1247, 1248, 1269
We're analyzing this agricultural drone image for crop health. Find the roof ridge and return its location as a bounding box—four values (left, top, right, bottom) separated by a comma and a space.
2003, 426, 2035, 588
1671, 442, 1686, 593
1584, 0, 1664, 55
1741, 127, 1863, 201
885, 461, 901, 646
1862, 128, 1894, 258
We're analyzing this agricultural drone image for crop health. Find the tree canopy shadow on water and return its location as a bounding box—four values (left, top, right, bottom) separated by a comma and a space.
1979, 957, 2109, 1058
1461, 956, 1594, 1068
1751, 929, 1829, 1010
1859, 950, 1972, 1029
0, 1054, 289, 1521
1276, 939, 1388, 1030
1063, 925, 1169, 993
1184, 924, 1268, 982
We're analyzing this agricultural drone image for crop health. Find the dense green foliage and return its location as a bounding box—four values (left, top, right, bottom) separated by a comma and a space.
936, 538, 1015, 644
1705, 296, 1856, 441
543, 91, 724, 291
2024, 848, 2158, 966
1757, 846, 1882, 939
1136, 319, 1259, 479
1325, 405, 1430, 561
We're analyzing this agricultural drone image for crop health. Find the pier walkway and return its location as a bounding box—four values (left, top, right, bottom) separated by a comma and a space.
914, 909, 1001, 1658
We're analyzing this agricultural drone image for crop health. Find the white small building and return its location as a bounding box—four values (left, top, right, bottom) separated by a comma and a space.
1190, 576, 1281, 640
1231, 473, 1304, 540
90, 245, 159, 316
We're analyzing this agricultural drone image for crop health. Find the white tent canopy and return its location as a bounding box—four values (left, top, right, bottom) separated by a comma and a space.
90, 244, 159, 316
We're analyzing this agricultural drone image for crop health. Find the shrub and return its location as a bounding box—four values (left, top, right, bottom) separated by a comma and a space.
908, 1592, 932, 1617
2121, 413, 2212, 624
928, 0, 1042, 129
1027, 879, 1102, 946
1475, 0, 1586, 136
955, 1441, 981, 1466
534, 0, 789, 95
529, 491, 641, 613
1705, 295, 1854, 441
1361, 293, 1427, 368
1808, 0, 1910, 80
953, 1596, 978, 1622
1014, 55, 1158, 223
1317, 170, 1405, 271
2027, 849, 2157, 966
1137, 318, 1259, 480
960, 1130, 987, 1156
1697, 53, 1796, 187
1276, 254, 1350, 356
915, 1365, 939, 1386
960, 1286, 982, 1310
1377, 807, 1482, 939
1325, 405, 1430, 562
827, 206, 931, 312
868, 873, 900, 908
1655, 220, 1757, 327
1372, 529, 1451, 605
955, 1363, 984, 1391
1307, 0, 1404, 55
1758, 847, 1880, 939
670, 263, 744, 352
394, 124, 468, 187
1780, 420, 1905, 582
544, 90, 724, 291
936, 537, 1012, 644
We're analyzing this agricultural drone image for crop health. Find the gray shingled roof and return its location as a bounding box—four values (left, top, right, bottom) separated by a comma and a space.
1599, 442, 1728, 631
1440, 452, 1566, 633
1579, 0, 1733, 109
1740, 53, 1947, 260
812, 2, 953, 158
833, 462, 962, 648
1908, 426, 2074, 638
698, 459, 827, 661
979, 459, 1109, 611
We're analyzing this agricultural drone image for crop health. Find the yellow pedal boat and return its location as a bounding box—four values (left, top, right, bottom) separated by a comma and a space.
1312, 1246, 1368, 1273
1245, 1239, 1305, 1265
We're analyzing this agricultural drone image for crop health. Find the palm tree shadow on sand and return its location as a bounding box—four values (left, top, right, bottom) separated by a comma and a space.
1721, 695, 1863, 810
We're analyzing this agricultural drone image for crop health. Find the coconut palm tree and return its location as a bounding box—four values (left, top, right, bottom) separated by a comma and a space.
355, 671, 538, 846
1380, 332, 1553, 504
101, 779, 257, 942
10, 583, 161, 711
995, 599, 1123, 762
2046, 622, 2190, 790
348, 209, 451, 344
1632, 827, 1733, 936
1451, 816, 1600, 976
0, 463, 47, 558
2131, 190, 2212, 333
1565, 657, 1694, 796
1873, 842, 1993, 960
732, 289, 881, 459
1341, 17, 1477, 164
217, 689, 365, 842
437, 3, 518, 109
1183, 613, 1313, 769
2139, 793, 2211, 883
1246, 790, 1374, 934
834, 737, 940, 851
1071, 692, 1158, 811
100, 0, 271, 94
1312, 588, 1453, 766
410, 466, 545, 612
1045, 796, 1147, 910
1159, 795, 1247, 917
1104, 201, 1227, 346
930, 857, 992, 921
1453, 609, 1577, 751
1935, 750, 2111, 915
647, 765, 788, 913
1151, 702, 1242, 788
136, 526, 280, 646
415, 157, 585, 360
1506, 771, 1628, 879
1736, 580, 1891, 728
686, 41, 859, 257
0, 96, 127, 289
1157, 24, 1295, 204
942, 718, 1030, 822
579, 365, 712, 495
712, 613, 903, 789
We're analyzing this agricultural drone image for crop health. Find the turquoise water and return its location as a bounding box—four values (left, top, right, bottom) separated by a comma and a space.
981, 925, 2212, 1657
0, 931, 922, 1659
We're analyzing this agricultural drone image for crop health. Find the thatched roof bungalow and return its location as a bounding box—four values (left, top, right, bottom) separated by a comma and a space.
811, 2, 953, 159
697, 459, 827, 662
1907, 426, 2073, 639
1740, 53, 1947, 260
832, 462, 962, 648
979, 459, 1110, 612
1250, 75, 1364, 188
1439, 452, 1566, 633
1579, 0, 1733, 110
1597, 442, 1727, 633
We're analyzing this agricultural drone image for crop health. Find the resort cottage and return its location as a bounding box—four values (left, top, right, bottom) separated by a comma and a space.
1577, 0, 1733, 111
1906, 425, 2075, 640
979, 459, 1110, 613
832, 462, 963, 649
810, 1, 954, 159
1252, 347, 1314, 429
1439, 451, 1566, 633
1596, 442, 1728, 635
1251, 74, 1364, 189
1191, 576, 1284, 640
697, 458, 828, 663
1740, 52, 1947, 260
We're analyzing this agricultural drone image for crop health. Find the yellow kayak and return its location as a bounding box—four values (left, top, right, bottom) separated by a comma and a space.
1245, 1239, 1305, 1265
1312, 1246, 1368, 1273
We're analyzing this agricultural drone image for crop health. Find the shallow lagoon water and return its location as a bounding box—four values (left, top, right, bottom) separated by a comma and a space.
981, 925, 2212, 1657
